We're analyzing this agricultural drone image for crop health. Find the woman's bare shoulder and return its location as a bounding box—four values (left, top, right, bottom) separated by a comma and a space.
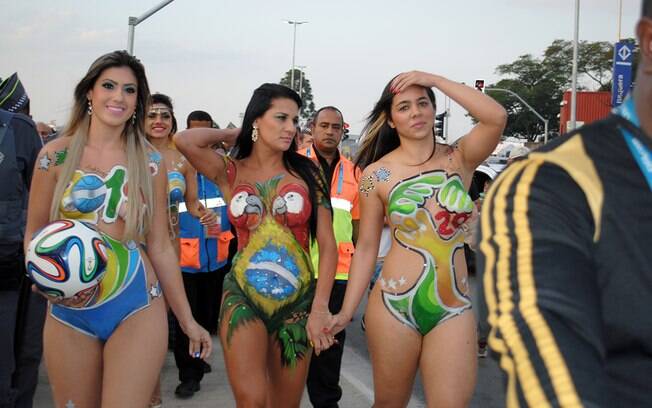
35, 136, 73, 171
44, 135, 71, 153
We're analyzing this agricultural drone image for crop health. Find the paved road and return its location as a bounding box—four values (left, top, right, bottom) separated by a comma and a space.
343, 276, 505, 408
33, 277, 505, 407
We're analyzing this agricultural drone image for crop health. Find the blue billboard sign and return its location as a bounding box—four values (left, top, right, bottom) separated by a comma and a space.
612, 41, 634, 107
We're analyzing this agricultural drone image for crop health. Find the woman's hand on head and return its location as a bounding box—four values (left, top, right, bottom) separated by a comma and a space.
390, 71, 438, 94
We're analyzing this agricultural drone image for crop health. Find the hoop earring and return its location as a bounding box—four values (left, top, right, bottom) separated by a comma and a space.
132, 112, 137, 126
252, 126, 259, 142
87, 100, 93, 116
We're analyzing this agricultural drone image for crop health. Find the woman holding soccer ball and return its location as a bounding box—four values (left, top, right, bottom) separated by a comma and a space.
24, 50, 211, 407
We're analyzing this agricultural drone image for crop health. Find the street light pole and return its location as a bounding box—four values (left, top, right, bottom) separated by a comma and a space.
297, 65, 307, 98
486, 87, 549, 144
297, 65, 307, 118
127, 0, 175, 55
570, 0, 580, 131
291, 24, 297, 89
444, 95, 451, 143
617, 0, 623, 41
284, 20, 308, 90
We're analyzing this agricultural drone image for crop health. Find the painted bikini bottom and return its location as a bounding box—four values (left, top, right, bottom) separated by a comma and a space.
380, 266, 471, 336
49, 236, 162, 341
219, 271, 315, 367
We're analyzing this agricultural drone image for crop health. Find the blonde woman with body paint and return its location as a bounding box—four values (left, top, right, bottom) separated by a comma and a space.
24, 51, 212, 408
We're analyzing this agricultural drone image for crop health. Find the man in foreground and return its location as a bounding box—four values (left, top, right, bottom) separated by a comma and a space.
477, 4, 652, 406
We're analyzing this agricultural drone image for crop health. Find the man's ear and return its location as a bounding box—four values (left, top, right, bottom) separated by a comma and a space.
637, 18, 652, 73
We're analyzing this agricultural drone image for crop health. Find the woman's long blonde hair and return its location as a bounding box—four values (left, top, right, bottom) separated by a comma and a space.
49, 50, 154, 243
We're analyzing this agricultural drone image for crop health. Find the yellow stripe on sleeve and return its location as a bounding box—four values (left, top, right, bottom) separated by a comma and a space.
482, 134, 602, 407
480, 161, 520, 406
512, 161, 583, 407
480, 164, 508, 352
491, 160, 552, 408
529, 135, 603, 241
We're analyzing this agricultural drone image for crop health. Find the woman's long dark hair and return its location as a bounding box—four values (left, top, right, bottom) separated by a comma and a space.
355, 78, 437, 170
234, 83, 330, 238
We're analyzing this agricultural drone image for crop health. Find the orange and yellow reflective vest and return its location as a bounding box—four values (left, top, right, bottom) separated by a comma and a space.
299, 146, 361, 281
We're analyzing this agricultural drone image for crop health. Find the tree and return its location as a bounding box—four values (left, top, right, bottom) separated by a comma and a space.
280, 69, 316, 125
489, 54, 568, 137
542, 39, 627, 91
485, 38, 638, 138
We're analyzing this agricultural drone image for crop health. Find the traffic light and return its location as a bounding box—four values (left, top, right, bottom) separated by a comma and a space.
435, 112, 446, 138
475, 79, 485, 93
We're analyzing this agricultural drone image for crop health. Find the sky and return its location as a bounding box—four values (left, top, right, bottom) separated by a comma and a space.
1, 0, 639, 140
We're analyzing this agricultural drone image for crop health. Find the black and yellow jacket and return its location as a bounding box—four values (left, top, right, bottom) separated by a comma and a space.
477, 114, 652, 407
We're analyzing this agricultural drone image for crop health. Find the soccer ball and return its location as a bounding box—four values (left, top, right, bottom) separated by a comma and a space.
26, 220, 109, 299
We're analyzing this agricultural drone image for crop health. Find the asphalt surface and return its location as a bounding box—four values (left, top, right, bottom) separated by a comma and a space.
33, 276, 505, 407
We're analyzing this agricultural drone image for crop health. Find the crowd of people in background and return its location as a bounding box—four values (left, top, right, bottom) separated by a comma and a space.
1, 3, 651, 407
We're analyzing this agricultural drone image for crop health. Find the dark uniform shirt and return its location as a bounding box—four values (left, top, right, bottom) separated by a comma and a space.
477, 114, 652, 407
311, 146, 340, 188
0, 113, 40, 256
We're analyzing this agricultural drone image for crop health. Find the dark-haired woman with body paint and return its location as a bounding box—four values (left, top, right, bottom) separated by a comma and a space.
329, 71, 506, 407
175, 83, 337, 407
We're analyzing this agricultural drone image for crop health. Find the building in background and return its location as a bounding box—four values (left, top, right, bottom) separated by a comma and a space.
559, 91, 612, 134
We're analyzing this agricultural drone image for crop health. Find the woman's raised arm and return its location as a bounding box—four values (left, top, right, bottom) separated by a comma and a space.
173, 128, 239, 189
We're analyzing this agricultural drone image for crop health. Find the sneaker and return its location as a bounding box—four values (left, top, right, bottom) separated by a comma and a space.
175, 379, 200, 399
478, 341, 488, 358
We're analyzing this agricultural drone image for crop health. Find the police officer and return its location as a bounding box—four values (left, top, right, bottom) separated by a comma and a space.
0, 73, 46, 408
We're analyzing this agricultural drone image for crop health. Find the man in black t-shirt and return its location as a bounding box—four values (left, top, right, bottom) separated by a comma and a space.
477, 5, 652, 406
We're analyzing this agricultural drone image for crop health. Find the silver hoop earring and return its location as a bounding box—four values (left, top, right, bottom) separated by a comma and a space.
132, 112, 137, 126
87, 100, 93, 116
252, 126, 259, 142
